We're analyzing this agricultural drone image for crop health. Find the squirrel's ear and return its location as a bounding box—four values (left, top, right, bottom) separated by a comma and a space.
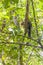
21, 22, 25, 25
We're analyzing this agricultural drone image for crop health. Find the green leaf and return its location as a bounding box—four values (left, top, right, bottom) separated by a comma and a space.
39, 0, 43, 2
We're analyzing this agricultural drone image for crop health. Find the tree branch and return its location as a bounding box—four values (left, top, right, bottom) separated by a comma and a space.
0, 41, 43, 49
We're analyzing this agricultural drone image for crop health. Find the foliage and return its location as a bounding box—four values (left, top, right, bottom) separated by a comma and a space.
0, 0, 43, 65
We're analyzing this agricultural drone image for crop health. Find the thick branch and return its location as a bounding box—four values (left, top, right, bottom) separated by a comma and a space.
31, 0, 43, 47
